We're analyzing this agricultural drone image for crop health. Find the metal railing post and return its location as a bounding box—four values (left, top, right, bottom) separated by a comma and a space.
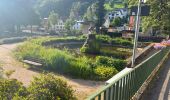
131, 0, 142, 68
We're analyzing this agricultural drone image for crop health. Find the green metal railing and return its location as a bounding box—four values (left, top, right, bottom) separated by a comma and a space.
87, 47, 170, 100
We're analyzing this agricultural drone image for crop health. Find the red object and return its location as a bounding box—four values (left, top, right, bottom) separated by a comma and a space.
129, 16, 135, 27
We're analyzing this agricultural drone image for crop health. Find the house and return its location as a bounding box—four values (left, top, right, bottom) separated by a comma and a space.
54, 19, 65, 31
72, 20, 83, 30
104, 8, 128, 28
42, 18, 66, 32
107, 8, 128, 20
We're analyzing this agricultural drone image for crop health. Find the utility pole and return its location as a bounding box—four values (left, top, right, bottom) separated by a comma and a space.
131, 0, 142, 68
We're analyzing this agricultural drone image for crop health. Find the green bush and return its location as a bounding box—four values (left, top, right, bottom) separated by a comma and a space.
68, 57, 95, 79
96, 56, 127, 71
112, 38, 133, 47
27, 73, 76, 100
0, 74, 77, 100
94, 66, 118, 80
15, 42, 75, 72
0, 79, 28, 100
100, 50, 130, 59
106, 32, 122, 37
96, 35, 112, 43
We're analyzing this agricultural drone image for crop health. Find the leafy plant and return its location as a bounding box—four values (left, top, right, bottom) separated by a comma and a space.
68, 57, 95, 79
94, 66, 118, 80
27, 73, 76, 100
0, 79, 28, 100
96, 35, 112, 43
96, 56, 127, 71
4, 70, 15, 78
111, 38, 133, 47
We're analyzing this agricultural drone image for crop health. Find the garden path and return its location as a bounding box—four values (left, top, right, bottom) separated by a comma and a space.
0, 43, 104, 100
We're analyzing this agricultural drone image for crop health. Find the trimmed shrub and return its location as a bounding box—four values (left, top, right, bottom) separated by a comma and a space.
106, 32, 122, 37
96, 56, 127, 71
27, 73, 76, 100
96, 35, 112, 43
94, 66, 118, 80
67, 57, 95, 79
111, 38, 133, 47
100, 50, 130, 59
0, 79, 28, 100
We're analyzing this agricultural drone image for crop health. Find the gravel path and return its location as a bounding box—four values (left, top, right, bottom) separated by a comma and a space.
141, 56, 170, 100
0, 43, 104, 100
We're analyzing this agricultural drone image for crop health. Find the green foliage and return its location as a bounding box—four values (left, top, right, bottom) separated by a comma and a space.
96, 56, 127, 71
104, 3, 114, 11
64, 19, 75, 31
111, 17, 122, 27
0, 79, 28, 100
95, 35, 132, 47
15, 42, 74, 72
48, 11, 59, 28
94, 66, 118, 80
96, 0, 106, 32
104, 0, 126, 11
4, 70, 15, 78
81, 34, 101, 54
111, 38, 133, 47
96, 35, 112, 43
136, 0, 170, 33
0, 74, 77, 100
28, 73, 76, 100
84, 3, 98, 22
68, 57, 95, 79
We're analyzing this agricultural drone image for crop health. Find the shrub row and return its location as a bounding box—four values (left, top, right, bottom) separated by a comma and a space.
67, 57, 119, 80
95, 35, 133, 47
29, 37, 85, 46
0, 74, 76, 100
112, 38, 133, 47
96, 56, 127, 71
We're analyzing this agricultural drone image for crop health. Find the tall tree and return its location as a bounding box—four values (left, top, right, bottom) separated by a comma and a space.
48, 11, 59, 30
96, 0, 106, 33
84, 3, 98, 22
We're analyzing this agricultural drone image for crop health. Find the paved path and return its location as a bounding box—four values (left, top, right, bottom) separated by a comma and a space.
141, 56, 170, 100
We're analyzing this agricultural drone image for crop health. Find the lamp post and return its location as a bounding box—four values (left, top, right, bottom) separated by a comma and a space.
131, 0, 142, 68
